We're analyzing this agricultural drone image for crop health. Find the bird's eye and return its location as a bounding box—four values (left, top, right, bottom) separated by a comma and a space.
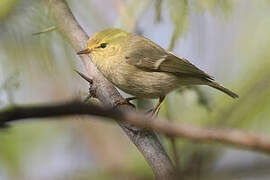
100, 43, 107, 48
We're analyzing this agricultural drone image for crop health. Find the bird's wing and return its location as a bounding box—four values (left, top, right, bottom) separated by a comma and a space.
126, 35, 213, 80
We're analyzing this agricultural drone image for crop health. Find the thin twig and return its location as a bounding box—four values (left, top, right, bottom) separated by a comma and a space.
1, 101, 270, 154
32, 26, 56, 35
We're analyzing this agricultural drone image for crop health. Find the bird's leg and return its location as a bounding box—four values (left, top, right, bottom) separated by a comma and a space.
114, 97, 138, 108
151, 96, 165, 116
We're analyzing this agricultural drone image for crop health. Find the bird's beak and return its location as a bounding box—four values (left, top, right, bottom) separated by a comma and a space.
77, 48, 91, 55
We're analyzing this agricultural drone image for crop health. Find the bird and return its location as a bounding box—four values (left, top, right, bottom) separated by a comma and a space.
77, 28, 238, 114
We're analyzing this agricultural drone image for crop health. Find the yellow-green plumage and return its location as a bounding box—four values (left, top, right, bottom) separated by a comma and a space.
79, 28, 238, 100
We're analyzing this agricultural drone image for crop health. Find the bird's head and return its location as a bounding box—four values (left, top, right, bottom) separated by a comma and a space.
77, 28, 130, 58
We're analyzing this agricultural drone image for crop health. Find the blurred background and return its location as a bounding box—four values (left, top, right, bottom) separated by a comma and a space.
0, 0, 270, 179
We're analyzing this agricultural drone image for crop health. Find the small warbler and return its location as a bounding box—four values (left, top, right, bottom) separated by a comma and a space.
77, 29, 238, 113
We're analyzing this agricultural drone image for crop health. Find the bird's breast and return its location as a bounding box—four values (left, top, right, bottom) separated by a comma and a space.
91, 54, 181, 98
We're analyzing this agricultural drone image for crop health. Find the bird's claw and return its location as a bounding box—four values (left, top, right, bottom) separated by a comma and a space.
114, 98, 136, 108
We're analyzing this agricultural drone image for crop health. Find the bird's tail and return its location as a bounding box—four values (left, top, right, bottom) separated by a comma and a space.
207, 81, 239, 99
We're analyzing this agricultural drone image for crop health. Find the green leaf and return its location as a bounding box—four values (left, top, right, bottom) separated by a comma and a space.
167, 0, 189, 51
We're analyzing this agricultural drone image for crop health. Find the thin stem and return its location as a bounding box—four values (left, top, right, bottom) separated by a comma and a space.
1, 101, 270, 154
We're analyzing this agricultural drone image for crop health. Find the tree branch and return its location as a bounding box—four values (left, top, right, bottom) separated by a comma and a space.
1, 101, 270, 154
43, 0, 176, 179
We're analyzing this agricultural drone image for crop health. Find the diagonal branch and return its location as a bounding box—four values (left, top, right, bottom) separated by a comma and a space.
1, 101, 270, 154
43, 0, 176, 179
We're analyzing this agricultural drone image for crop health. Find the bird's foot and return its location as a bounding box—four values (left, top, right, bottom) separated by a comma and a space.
114, 97, 137, 108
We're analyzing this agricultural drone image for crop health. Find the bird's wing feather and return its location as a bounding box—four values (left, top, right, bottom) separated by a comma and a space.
126, 35, 213, 80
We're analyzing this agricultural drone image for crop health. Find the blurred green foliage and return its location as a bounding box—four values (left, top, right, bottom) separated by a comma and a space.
1, 0, 270, 179
167, 0, 188, 51
194, 0, 235, 14
0, 122, 64, 178
0, 0, 18, 20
